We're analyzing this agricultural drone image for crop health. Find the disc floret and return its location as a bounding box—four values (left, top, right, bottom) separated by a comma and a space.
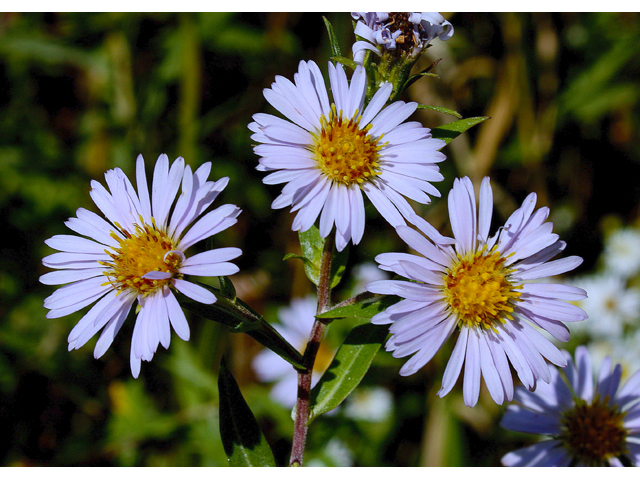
101, 219, 183, 296
313, 106, 384, 186
559, 395, 628, 466
443, 247, 522, 330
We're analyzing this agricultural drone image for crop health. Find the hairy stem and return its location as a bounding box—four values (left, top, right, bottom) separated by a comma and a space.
289, 236, 334, 466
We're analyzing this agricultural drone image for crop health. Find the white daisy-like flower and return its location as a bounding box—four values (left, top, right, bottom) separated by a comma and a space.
344, 386, 393, 422
569, 274, 640, 338
307, 438, 354, 467
248, 60, 446, 252
588, 332, 640, 378
366, 177, 588, 407
501, 346, 640, 467
252, 295, 334, 408
603, 227, 640, 279
351, 12, 454, 64
40, 154, 242, 378
350, 262, 389, 295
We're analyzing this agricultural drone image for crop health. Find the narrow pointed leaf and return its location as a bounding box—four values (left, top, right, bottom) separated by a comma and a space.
218, 358, 276, 467
417, 104, 462, 118
403, 72, 439, 91
177, 283, 304, 369
316, 293, 392, 320
431, 116, 490, 145
323, 16, 342, 59
308, 316, 389, 424
331, 56, 358, 71
218, 276, 236, 301
289, 225, 348, 288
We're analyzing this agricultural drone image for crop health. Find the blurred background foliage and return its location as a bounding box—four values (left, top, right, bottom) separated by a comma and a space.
1, 12, 640, 467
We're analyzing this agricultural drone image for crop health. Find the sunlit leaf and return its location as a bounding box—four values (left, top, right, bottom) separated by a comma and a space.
308, 316, 389, 424
288, 226, 348, 289
316, 294, 396, 321
323, 16, 342, 59
417, 104, 462, 119
403, 72, 439, 91
430, 116, 489, 145
218, 358, 276, 467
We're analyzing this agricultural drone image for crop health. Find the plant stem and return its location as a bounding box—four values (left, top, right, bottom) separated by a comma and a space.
289, 236, 334, 467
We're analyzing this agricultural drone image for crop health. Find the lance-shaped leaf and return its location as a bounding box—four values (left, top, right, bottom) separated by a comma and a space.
307, 296, 397, 423
177, 282, 304, 370
331, 56, 358, 71
417, 104, 462, 119
323, 16, 342, 59
218, 358, 276, 467
403, 72, 439, 91
285, 225, 348, 289
316, 293, 394, 321
430, 116, 489, 145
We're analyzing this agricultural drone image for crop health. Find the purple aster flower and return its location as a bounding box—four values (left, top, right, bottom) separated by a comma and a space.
351, 12, 454, 64
501, 346, 640, 467
249, 60, 446, 251
41, 154, 242, 377
367, 177, 588, 407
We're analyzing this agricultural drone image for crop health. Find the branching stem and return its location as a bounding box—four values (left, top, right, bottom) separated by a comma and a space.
289, 235, 334, 466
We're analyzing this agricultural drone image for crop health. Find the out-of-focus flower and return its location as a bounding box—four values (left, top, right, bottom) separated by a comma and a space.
501, 346, 640, 467
249, 60, 445, 251
351, 12, 454, 64
367, 177, 587, 407
307, 438, 354, 467
41, 154, 241, 377
602, 227, 640, 279
350, 262, 389, 295
588, 333, 640, 378
252, 295, 334, 408
569, 274, 640, 338
344, 386, 393, 422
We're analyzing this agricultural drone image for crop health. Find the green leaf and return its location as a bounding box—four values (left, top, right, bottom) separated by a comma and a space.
323, 16, 342, 59
289, 225, 348, 289
177, 283, 304, 370
316, 294, 394, 320
331, 56, 358, 71
431, 116, 489, 145
218, 276, 236, 301
218, 358, 276, 467
308, 316, 389, 423
417, 104, 463, 119
403, 71, 439, 91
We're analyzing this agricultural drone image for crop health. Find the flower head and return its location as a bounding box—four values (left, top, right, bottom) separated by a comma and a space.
501, 346, 640, 467
249, 60, 446, 251
569, 274, 640, 338
603, 227, 640, 279
367, 177, 587, 406
351, 12, 454, 64
252, 295, 334, 408
41, 154, 242, 377
344, 386, 393, 422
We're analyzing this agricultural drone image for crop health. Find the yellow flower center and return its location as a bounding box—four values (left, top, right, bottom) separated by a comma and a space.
443, 247, 522, 330
101, 220, 183, 296
312, 106, 384, 186
559, 395, 628, 466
